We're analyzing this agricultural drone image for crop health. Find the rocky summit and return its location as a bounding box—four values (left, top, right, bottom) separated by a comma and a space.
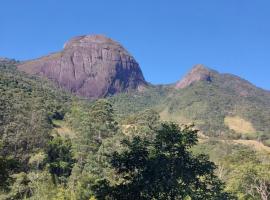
175, 64, 216, 89
18, 35, 147, 99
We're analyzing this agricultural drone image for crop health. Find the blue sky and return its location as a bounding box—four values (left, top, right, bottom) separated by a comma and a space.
1, 0, 270, 89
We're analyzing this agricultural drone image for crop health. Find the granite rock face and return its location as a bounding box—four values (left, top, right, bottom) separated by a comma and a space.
18, 35, 147, 99
175, 64, 215, 89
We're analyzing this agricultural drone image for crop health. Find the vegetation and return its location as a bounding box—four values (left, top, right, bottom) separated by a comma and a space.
0, 62, 70, 163
1, 61, 270, 199
0, 61, 71, 199
110, 79, 270, 144
192, 140, 270, 199
93, 123, 234, 199
46, 136, 74, 183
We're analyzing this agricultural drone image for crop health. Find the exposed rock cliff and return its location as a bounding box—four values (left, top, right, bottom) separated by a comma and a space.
18, 35, 147, 99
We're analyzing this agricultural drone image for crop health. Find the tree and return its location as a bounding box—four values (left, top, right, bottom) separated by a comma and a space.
46, 136, 74, 183
0, 140, 18, 191
93, 123, 234, 200
72, 99, 118, 167
89, 99, 118, 143
0, 156, 9, 188
240, 164, 270, 200
224, 151, 270, 200
4, 172, 31, 200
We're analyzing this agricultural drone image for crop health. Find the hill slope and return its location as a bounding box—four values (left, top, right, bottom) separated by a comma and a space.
1, 58, 270, 199
110, 64, 270, 141
0, 59, 71, 164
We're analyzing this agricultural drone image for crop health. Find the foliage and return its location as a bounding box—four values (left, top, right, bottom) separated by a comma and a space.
46, 136, 75, 182
222, 150, 270, 200
110, 78, 270, 142
93, 123, 234, 199
0, 63, 71, 166
193, 139, 270, 199
1, 61, 270, 199
108, 85, 170, 117
0, 62, 71, 198
4, 172, 31, 200
228, 162, 270, 200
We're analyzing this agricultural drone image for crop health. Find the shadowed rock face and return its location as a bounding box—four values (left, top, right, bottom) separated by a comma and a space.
175, 64, 216, 89
18, 35, 147, 99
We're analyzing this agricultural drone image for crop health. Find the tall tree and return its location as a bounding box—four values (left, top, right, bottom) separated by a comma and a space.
89, 99, 118, 142
46, 136, 74, 183
224, 150, 270, 200
93, 123, 235, 200
72, 99, 118, 166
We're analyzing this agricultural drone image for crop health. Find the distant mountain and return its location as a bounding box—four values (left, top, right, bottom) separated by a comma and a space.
9, 34, 270, 141
17, 35, 147, 99
175, 64, 268, 97
2, 38, 270, 199
175, 64, 215, 89
110, 65, 270, 141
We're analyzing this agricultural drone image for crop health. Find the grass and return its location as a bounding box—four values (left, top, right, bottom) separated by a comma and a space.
52, 119, 76, 139
232, 139, 270, 153
159, 108, 190, 124
224, 116, 256, 134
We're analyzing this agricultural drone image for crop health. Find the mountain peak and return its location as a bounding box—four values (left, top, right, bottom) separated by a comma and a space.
191, 64, 210, 71
175, 64, 216, 89
18, 34, 147, 99
63, 34, 118, 49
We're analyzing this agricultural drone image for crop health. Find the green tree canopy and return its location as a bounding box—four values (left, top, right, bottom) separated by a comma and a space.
93, 123, 235, 200
46, 136, 74, 183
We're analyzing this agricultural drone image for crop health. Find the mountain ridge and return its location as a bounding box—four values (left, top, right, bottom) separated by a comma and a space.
174, 64, 270, 94
3, 34, 268, 93
109, 63, 270, 140
1, 38, 270, 199
3, 35, 270, 140
175, 64, 216, 89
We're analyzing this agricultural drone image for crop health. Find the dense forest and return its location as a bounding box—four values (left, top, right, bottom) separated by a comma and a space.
1, 61, 270, 200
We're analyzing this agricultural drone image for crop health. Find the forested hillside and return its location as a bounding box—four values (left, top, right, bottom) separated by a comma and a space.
110, 65, 270, 145
1, 60, 270, 199
0, 61, 71, 199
